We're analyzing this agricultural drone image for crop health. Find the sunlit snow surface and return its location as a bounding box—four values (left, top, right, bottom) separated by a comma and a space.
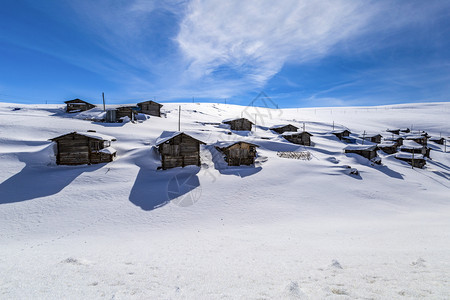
0, 102, 449, 299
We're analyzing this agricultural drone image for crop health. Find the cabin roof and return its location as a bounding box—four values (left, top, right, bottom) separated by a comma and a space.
429, 136, 445, 141
222, 117, 254, 124
155, 131, 205, 146
395, 153, 425, 160
64, 99, 93, 105
137, 100, 163, 107
344, 144, 377, 151
282, 131, 313, 136
270, 124, 298, 130
362, 133, 382, 138
98, 147, 117, 154
404, 134, 425, 140
331, 129, 351, 134
214, 140, 259, 149
386, 128, 400, 132
377, 141, 396, 147
400, 140, 424, 149
50, 131, 117, 142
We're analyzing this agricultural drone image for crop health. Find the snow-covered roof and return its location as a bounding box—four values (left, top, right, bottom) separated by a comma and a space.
51, 131, 116, 141
429, 136, 445, 141
362, 133, 382, 138
155, 131, 205, 146
331, 129, 350, 134
395, 153, 425, 159
377, 141, 396, 147
344, 145, 377, 151
400, 140, 424, 149
404, 135, 426, 140
222, 117, 254, 124
98, 147, 117, 154
282, 131, 312, 136
270, 124, 298, 130
214, 140, 259, 149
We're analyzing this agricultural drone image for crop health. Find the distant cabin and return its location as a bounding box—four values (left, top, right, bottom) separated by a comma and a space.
400, 140, 430, 158
362, 133, 382, 144
429, 137, 445, 145
400, 128, 410, 133
270, 124, 299, 134
156, 132, 205, 170
222, 118, 254, 131
344, 144, 378, 160
65, 99, 95, 113
332, 129, 351, 140
105, 106, 137, 123
137, 100, 163, 117
386, 129, 400, 135
395, 153, 426, 168
215, 141, 259, 166
404, 135, 428, 146
377, 141, 397, 154
282, 131, 313, 146
384, 136, 404, 147
50, 131, 116, 165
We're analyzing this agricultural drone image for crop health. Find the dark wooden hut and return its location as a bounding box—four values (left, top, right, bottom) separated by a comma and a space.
222, 118, 254, 131
50, 131, 116, 165
400, 140, 431, 158
362, 133, 382, 144
270, 124, 299, 134
395, 153, 426, 168
404, 135, 428, 146
429, 137, 445, 145
384, 136, 404, 147
137, 100, 163, 117
332, 129, 351, 140
215, 141, 259, 166
156, 132, 205, 170
105, 106, 138, 122
386, 129, 400, 135
400, 128, 410, 133
377, 141, 397, 154
282, 131, 313, 146
64, 99, 95, 113
344, 144, 378, 160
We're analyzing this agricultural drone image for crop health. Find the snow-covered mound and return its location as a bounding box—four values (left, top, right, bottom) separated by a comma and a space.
0, 101, 449, 299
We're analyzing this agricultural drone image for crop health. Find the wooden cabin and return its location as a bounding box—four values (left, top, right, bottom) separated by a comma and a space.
215, 141, 259, 166
362, 133, 382, 144
344, 145, 378, 160
386, 129, 400, 135
429, 137, 445, 145
156, 132, 205, 170
282, 131, 313, 146
64, 99, 95, 113
400, 140, 431, 158
400, 128, 410, 133
384, 136, 404, 147
137, 100, 163, 117
270, 124, 299, 134
404, 135, 427, 146
222, 118, 254, 131
105, 106, 137, 122
377, 141, 397, 154
50, 131, 116, 165
331, 129, 351, 140
395, 153, 426, 168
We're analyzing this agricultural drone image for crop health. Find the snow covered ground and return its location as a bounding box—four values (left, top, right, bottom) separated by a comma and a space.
0, 101, 449, 299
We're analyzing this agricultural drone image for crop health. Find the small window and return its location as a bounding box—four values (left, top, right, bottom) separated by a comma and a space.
90, 141, 100, 151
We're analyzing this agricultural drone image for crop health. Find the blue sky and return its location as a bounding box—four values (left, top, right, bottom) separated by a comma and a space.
0, 0, 449, 107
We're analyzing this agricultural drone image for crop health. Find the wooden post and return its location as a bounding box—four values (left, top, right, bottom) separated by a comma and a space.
362, 131, 366, 145
332, 121, 334, 130
412, 151, 414, 169
102, 92, 105, 112
178, 105, 181, 131
303, 122, 305, 132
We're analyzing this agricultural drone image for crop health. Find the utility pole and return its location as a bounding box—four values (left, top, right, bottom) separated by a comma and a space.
332, 121, 335, 130
102, 92, 106, 111
412, 151, 414, 169
303, 122, 305, 132
178, 105, 181, 131
362, 131, 366, 145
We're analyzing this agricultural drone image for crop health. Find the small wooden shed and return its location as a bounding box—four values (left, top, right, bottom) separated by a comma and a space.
215, 141, 259, 166
344, 144, 378, 160
386, 129, 400, 135
400, 140, 431, 158
332, 129, 351, 140
377, 141, 397, 154
400, 128, 410, 133
282, 131, 313, 146
395, 153, 426, 168
404, 135, 428, 146
362, 133, 382, 144
105, 106, 138, 122
65, 99, 95, 113
222, 118, 254, 131
156, 131, 205, 170
429, 137, 445, 145
50, 131, 116, 165
270, 124, 299, 134
137, 100, 163, 117
384, 136, 404, 147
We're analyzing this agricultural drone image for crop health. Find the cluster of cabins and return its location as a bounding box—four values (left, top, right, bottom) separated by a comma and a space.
52, 104, 446, 169
333, 128, 444, 168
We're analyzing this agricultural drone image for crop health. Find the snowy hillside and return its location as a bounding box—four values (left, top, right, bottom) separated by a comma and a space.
0, 101, 449, 299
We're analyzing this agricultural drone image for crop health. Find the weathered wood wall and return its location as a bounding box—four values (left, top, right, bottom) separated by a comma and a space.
54, 134, 114, 165
138, 102, 161, 117
159, 134, 201, 169
272, 125, 298, 134
226, 119, 253, 131
220, 143, 257, 166
345, 149, 377, 160
283, 133, 311, 146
